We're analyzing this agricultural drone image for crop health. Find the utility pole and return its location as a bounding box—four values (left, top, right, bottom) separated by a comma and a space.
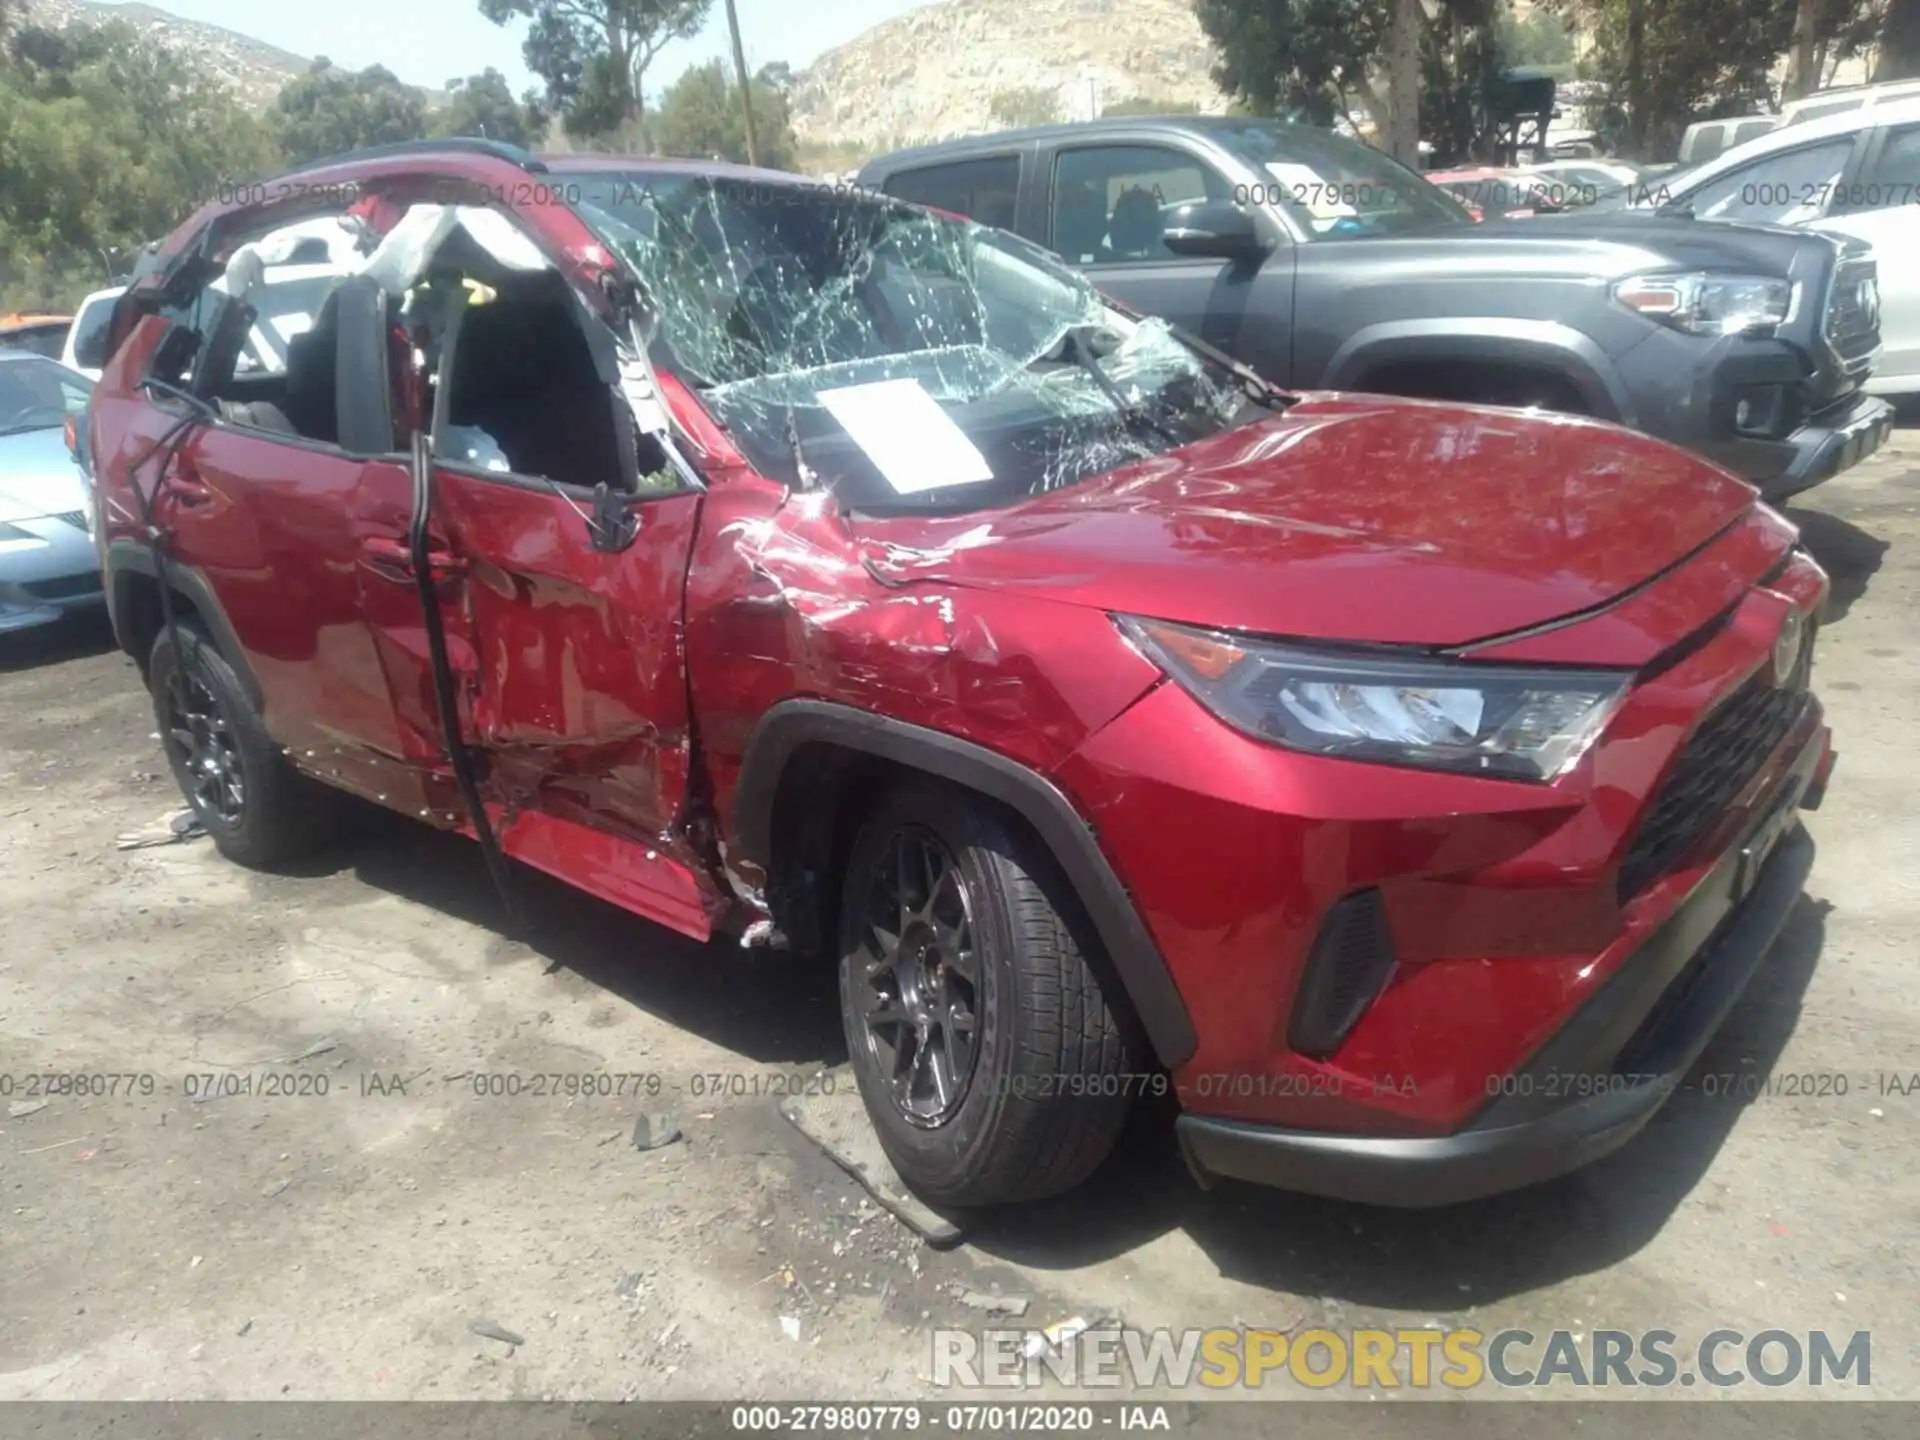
724, 0, 762, 167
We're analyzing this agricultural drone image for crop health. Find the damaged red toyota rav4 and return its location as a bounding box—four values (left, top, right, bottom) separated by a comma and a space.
87, 141, 1836, 1209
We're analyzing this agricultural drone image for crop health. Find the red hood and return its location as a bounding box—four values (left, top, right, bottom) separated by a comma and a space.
851, 394, 1758, 649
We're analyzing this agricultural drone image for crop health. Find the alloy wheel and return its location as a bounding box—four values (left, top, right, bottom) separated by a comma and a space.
853, 826, 981, 1127
164, 667, 245, 825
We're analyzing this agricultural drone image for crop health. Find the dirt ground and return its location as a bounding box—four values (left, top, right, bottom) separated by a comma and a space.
2, 438, 1917, 1405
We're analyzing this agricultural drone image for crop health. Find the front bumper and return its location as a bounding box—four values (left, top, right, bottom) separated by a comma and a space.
1735, 392, 1895, 502
1176, 725, 1828, 1207
0, 517, 104, 634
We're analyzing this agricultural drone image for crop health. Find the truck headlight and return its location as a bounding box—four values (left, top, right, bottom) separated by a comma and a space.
1612, 272, 1793, 335
1118, 616, 1630, 782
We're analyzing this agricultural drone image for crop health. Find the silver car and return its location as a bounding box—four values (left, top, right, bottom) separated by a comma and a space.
0, 348, 102, 634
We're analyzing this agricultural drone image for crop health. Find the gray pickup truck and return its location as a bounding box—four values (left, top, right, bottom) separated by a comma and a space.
859, 117, 1893, 499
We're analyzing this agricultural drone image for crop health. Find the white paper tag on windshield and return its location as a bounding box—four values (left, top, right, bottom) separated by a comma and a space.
817, 379, 993, 494
1266, 162, 1357, 217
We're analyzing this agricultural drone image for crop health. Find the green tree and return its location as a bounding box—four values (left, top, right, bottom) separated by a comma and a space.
1423, 0, 1507, 164
0, 21, 278, 309
1550, 0, 1795, 157
434, 67, 550, 146
650, 57, 796, 167
1192, 0, 1394, 130
988, 85, 1062, 127
1193, 0, 1501, 160
479, 0, 712, 145
1496, 5, 1576, 69
1878, 0, 1920, 80
273, 58, 428, 165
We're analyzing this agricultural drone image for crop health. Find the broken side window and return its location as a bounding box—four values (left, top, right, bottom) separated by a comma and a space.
165, 211, 377, 443
378, 201, 671, 497
565, 175, 1279, 513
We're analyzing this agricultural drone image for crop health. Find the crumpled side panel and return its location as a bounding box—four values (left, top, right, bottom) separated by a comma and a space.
682, 472, 1164, 864
429, 469, 703, 855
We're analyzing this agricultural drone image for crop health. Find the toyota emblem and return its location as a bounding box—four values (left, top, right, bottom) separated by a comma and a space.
1773, 606, 1807, 687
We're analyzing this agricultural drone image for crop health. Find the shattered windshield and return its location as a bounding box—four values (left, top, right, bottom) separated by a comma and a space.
569, 173, 1278, 511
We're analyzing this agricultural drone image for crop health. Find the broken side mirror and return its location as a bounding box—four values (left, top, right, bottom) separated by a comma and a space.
589, 476, 641, 553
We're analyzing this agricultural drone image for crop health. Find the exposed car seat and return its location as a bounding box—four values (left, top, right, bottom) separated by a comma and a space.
442, 272, 622, 490
194, 254, 265, 403
1107, 187, 1165, 259
280, 290, 342, 445
332, 275, 396, 457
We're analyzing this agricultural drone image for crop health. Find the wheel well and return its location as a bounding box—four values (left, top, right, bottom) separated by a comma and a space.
762, 742, 906, 962
1355, 358, 1592, 415
760, 741, 1155, 1057
113, 568, 205, 677
735, 701, 1198, 1065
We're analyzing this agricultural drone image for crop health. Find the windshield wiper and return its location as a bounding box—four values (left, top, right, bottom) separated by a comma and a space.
786, 404, 820, 490
1049, 325, 1184, 446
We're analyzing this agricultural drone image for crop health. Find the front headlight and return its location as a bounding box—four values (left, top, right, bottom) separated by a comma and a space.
1118, 616, 1630, 782
1612, 271, 1793, 335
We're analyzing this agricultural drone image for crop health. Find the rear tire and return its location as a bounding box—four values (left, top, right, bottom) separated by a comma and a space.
836, 780, 1136, 1205
149, 621, 335, 867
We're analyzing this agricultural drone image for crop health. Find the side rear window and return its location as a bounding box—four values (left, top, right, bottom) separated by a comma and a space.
1684, 138, 1853, 224
882, 156, 1021, 230
1843, 123, 1920, 210
69, 296, 119, 370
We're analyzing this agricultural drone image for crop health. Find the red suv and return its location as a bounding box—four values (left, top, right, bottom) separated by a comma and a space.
87, 141, 1834, 1208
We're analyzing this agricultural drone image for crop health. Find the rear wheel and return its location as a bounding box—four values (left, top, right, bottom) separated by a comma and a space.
837, 781, 1136, 1205
149, 621, 335, 867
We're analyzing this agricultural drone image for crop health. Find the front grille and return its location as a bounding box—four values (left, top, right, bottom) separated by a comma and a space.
1616, 650, 1813, 903
53, 510, 89, 532
1824, 257, 1881, 378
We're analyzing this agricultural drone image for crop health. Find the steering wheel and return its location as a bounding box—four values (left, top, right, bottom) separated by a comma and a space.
7, 405, 70, 431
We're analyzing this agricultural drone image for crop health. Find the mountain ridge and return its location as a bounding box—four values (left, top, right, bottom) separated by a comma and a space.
790, 0, 1230, 149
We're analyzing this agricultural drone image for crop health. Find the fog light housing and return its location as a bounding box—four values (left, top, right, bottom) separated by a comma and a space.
1287, 889, 1399, 1058
1732, 383, 1791, 439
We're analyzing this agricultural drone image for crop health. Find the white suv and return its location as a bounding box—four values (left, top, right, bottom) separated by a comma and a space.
1638, 95, 1920, 396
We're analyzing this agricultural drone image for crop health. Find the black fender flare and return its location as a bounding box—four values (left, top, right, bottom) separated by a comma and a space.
104, 539, 264, 711
1323, 318, 1634, 425
731, 699, 1198, 1068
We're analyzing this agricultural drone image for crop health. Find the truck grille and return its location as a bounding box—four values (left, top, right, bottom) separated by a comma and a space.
1616, 647, 1814, 903
1824, 257, 1881, 379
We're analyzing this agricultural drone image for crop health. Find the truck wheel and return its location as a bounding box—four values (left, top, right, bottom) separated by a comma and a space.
836, 781, 1136, 1205
149, 621, 333, 868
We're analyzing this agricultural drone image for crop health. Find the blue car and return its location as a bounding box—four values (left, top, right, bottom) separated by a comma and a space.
0, 347, 101, 634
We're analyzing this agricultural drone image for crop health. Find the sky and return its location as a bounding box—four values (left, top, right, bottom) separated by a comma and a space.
112, 0, 935, 97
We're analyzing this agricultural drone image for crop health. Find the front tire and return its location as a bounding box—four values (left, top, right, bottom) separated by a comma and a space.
149, 621, 334, 867
837, 781, 1137, 1206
